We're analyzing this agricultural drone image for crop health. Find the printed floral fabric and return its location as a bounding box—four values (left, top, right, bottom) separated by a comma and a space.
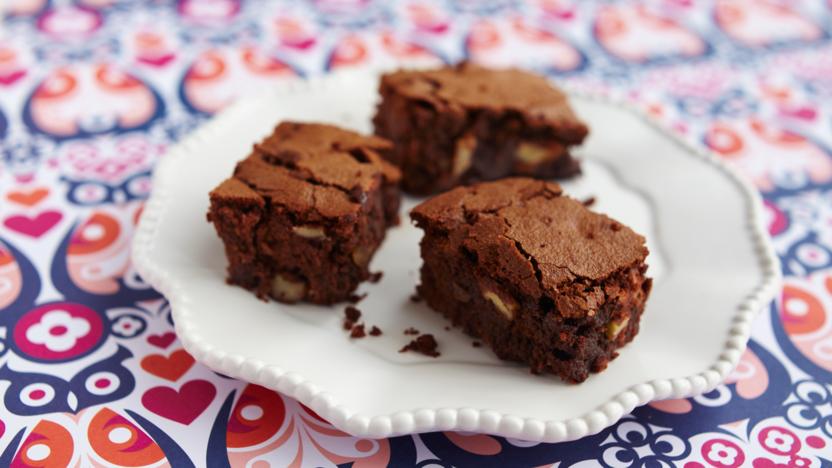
0, 0, 831, 466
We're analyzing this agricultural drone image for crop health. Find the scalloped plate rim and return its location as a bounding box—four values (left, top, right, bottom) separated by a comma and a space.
132, 67, 781, 443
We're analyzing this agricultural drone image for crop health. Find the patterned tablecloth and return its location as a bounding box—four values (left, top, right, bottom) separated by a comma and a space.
1, 0, 831, 466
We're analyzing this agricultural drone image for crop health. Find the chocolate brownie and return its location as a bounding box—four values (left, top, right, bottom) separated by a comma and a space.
373, 63, 589, 194
207, 122, 401, 305
411, 178, 652, 383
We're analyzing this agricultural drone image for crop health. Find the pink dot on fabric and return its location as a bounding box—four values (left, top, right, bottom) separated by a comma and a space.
49, 325, 68, 336
355, 439, 373, 452
806, 435, 825, 448
123, 323, 131, 330
684, 463, 705, 468
30, 390, 45, 400
95, 378, 109, 389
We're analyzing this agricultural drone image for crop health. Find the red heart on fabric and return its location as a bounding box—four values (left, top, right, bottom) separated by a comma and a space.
142, 380, 216, 425
147, 332, 177, 349
7, 188, 49, 206
141, 349, 194, 382
3, 211, 62, 238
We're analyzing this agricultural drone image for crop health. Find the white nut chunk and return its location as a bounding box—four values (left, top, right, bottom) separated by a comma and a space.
292, 224, 326, 239
351, 246, 372, 267
271, 274, 306, 302
606, 317, 630, 340
516, 142, 558, 165
452, 133, 477, 176
483, 290, 517, 320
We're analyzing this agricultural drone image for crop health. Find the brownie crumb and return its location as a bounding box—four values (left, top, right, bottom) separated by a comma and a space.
399, 334, 440, 357
350, 324, 366, 338
404, 327, 420, 335
343, 319, 355, 330
582, 196, 596, 207
472, 341, 482, 348
610, 221, 622, 231
444, 326, 451, 331
369, 271, 383, 283
369, 326, 382, 336
409, 293, 422, 303
345, 306, 362, 322
348, 293, 367, 304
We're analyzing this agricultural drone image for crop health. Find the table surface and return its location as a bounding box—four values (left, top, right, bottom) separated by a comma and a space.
1, 1, 831, 466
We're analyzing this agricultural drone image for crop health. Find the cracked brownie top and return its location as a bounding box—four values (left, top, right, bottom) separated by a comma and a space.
213, 122, 401, 220
410, 177, 648, 295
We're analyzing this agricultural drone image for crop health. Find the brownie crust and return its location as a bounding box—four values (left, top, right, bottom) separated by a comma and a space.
208, 122, 401, 305
411, 178, 652, 383
374, 63, 589, 194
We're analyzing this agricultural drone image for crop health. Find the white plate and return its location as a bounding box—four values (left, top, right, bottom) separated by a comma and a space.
132, 69, 780, 443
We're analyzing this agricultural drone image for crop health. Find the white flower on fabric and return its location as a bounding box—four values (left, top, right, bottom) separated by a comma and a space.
764, 428, 795, 453
25, 310, 91, 352
707, 442, 738, 465
111, 315, 143, 337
